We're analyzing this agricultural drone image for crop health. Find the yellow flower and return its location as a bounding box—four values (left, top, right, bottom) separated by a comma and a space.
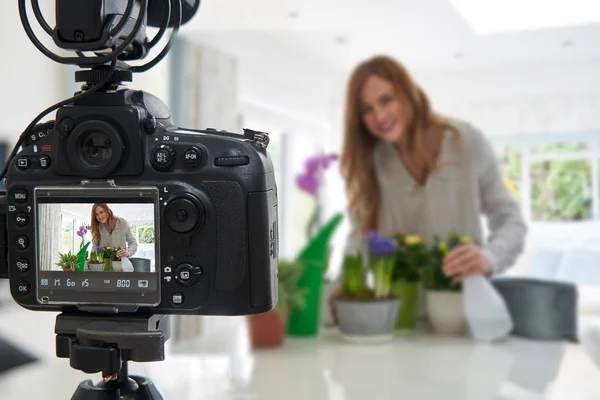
460, 236, 472, 245
404, 234, 422, 246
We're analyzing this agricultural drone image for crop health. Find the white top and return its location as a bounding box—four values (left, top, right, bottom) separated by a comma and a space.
345, 119, 527, 275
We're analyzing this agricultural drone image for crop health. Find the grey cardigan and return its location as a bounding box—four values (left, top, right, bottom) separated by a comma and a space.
98, 217, 138, 257
345, 120, 527, 275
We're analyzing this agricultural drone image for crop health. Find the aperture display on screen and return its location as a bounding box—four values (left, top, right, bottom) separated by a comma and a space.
35, 188, 160, 306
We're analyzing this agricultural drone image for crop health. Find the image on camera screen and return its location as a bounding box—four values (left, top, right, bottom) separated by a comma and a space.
35, 194, 161, 306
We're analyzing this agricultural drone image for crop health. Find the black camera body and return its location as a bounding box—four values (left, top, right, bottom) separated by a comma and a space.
4, 86, 279, 316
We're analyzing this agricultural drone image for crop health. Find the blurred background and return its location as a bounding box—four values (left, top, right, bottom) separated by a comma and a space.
1, 1, 600, 399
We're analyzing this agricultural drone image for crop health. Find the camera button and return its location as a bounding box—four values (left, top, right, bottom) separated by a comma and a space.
172, 293, 184, 305
151, 145, 175, 170
15, 212, 28, 227
184, 147, 201, 166
17, 156, 29, 170
16, 236, 29, 250
39, 155, 51, 169
178, 268, 191, 282
16, 259, 29, 272
176, 210, 188, 222
14, 190, 27, 203
17, 281, 30, 296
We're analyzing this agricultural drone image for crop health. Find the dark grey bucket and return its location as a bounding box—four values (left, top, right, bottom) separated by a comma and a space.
333, 298, 401, 341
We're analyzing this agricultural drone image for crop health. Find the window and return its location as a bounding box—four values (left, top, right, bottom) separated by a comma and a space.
496, 139, 599, 222
530, 159, 592, 221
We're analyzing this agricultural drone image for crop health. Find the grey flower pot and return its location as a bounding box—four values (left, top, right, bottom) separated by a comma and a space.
333, 298, 402, 343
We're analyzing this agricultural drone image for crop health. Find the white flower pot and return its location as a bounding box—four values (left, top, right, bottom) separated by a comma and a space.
111, 261, 123, 272
88, 263, 105, 272
426, 290, 466, 335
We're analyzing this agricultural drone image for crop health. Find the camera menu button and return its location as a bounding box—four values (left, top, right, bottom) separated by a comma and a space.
14, 190, 27, 203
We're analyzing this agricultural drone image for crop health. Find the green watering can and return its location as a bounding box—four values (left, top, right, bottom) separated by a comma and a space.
77, 242, 91, 272
287, 212, 344, 336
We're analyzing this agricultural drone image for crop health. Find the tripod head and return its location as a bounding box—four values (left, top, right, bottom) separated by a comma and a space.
55, 313, 170, 399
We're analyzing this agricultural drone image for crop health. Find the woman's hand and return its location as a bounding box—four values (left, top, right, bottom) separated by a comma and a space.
116, 249, 129, 258
443, 244, 491, 283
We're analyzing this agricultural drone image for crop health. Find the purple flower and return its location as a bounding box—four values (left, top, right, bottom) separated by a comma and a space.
296, 172, 318, 196
367, 232, 396, 258
305, 153, 335, 175
96, 246, 105, 253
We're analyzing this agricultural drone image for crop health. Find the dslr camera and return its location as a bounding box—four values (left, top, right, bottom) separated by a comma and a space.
1, 0, 279, 317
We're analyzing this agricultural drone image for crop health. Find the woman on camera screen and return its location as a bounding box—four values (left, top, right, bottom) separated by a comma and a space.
90, 203, 138, 259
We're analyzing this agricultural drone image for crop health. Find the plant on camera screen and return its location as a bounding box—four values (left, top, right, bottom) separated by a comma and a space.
76, 224, 91, 249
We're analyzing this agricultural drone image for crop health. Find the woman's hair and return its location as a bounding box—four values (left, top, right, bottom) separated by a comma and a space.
340, 54, 457, 235
91, 204, 117, 246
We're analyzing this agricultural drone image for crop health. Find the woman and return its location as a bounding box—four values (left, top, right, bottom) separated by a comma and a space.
91, 204, 138, 259
331, 55, 527, 308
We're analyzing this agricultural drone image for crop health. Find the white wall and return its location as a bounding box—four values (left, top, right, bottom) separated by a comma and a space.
415, 58, 600, 137
0, 2, 63, 148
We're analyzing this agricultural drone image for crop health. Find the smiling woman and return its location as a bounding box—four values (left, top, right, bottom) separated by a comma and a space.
338, 54, 528, 282
90, 203, 138, 259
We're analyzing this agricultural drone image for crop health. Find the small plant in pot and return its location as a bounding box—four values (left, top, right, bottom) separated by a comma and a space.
422, 233, 470, 335
88, 247, 105, 272
57, 251, 79, 272
333, 232, 400, 343
391, 233, 431, 332
248, 260, 308, 348
111, 246, 124, 272
103, 247, 115, 271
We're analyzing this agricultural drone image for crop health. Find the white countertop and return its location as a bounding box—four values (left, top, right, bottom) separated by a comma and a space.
1, 312, 600, 400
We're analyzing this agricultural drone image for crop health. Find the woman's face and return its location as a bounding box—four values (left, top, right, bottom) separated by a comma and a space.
360, 75, 407, 143
95, 207, 108, 224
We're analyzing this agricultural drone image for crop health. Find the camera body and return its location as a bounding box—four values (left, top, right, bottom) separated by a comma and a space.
4, 87, 279, 315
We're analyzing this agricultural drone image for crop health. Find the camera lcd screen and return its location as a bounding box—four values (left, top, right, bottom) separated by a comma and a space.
34, 187, 160, 307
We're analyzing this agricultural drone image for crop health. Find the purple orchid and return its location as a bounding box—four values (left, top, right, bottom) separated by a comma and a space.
295, 153, 338, 197
296, 172, 319, 196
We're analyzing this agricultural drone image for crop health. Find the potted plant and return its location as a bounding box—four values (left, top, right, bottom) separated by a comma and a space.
333, 232, 401, 343
391, 233, 431, 332
103, 247, 115, 271
88, 247, 106, 272
57, 251, 79, 272
111, 246, 124, 272
422, 233, 469, 335
288, 152, 343, 337
248, 260, 308, 348
76, 224, 92, 271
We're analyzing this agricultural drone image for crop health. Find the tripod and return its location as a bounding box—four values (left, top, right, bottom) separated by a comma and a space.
55, 312, 170, 400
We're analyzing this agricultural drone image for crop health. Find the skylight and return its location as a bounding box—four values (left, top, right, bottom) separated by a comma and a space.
449, 0, 600, 34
